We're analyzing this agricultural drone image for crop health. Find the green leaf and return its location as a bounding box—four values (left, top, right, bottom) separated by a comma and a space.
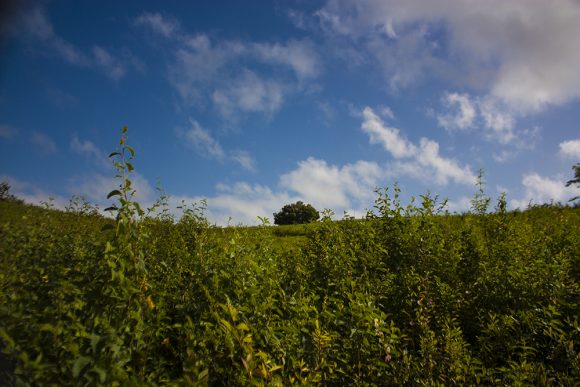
125, 145, 135, 158
0, 328, 15, 350
91, 366, 107, 383
122, 126, 128, 134
104, 206, 117, 212
90, 334, 102, 353
101, 223, 114, 231
72, 356, 91, 378
126, 162, 134, 172
237, 323, 250, 332
198, 369, 209, 381
108, 151, 121, 158
107, 190, 122, 199
134, 202, 143, 215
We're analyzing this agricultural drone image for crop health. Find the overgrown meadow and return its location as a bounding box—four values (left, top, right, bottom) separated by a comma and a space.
1, 129, 579, 385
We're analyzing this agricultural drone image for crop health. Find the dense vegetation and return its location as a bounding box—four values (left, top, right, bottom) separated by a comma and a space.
1, 130, 579, 385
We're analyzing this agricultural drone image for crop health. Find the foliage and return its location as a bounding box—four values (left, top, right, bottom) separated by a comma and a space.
566, 163, 580, 202
273, 201, 320, 225
1, 128, 579, 385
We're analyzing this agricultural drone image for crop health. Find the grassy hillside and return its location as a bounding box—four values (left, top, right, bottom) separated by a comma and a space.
1, 134, 579, 384
1, 187, 579, 385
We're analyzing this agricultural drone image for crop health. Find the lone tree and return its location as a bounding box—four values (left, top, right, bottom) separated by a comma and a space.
274, 201, 319, 225
566, 163, 580, 202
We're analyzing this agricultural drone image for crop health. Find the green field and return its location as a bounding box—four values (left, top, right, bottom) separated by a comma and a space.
1, 138, 579, 385
1, 186, 579, 385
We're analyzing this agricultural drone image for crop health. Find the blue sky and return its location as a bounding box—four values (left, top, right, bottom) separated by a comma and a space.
1, 0, 579, 224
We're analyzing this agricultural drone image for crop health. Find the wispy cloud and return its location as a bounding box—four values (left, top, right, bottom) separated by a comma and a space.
18, 5, 89, 66
69, 172, 155, 207
187, 157, 384, 225
178, 119, 256, 171
437, 92, 476, 131
559, 139, 580, 159
316, 0, 580, 131
280, 157, 383, 210
92, 46, 127, 80
135, 12, 322, 121
252, 39, 321, 81
181, 120, 226, 160
134, 12, 180, 38
362, 107, 416, 158
362, 107, 475, 186
435, 92, 539, 157
212, 70, 285, 119
511, 172, 577, 208
70, 135, 110, 169
231, 150, 256, 172
0, 174, 69, 209
13, 4, 138, 80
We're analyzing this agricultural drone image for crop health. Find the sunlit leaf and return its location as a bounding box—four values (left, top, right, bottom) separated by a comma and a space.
107, 190, 122, 199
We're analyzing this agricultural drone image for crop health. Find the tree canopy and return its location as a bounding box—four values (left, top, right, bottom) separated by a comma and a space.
273, 201, 319, 225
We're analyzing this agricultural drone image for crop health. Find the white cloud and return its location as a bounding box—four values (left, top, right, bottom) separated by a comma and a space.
12, 5, 137, 79
280, 157, 383, 210
287, 9, 312, 31
181, 120, 225, 160
414, 138, 476, 186
135, 12, 180, 38
511, 172, 577, 208
361, 107, 416, 158
377, 105, 395, 120
317, 0, 580, 113
252, 39, 321, 81
492, 150, 516, 164
70, 135, 110, 169
559, 139, 580, 159
477, 97, 516, 144
178, 120, 255, 171
174, 157, 386, 225
212, 70, 285, 119
18, 5, 88, 66
70, 172, 155, 208
368, 27, 444, 91
92, 46, 126, 80
434, 92, 539, 151
31, 131, 57, 155
437, 92, 476, 131
230, 151, 256, 172
0, 175, 69, 209
189, 183, 295, 226
362, 107, 475, 185
2, 171, 156, 218
445, 196, 471, 213
139, 13, 321, 120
